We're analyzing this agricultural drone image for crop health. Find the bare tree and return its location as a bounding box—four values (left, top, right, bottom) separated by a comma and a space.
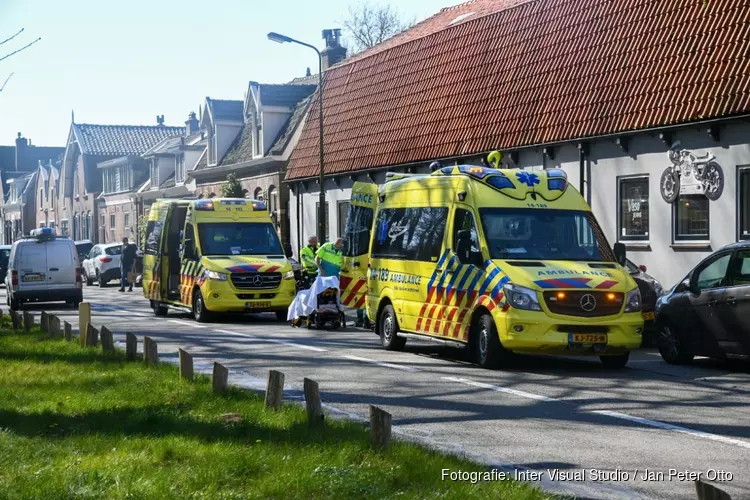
341, 2, 415, 53
0, 28, 41, 93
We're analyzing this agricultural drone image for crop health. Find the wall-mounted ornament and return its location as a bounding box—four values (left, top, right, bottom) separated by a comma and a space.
660, 141, 724, 203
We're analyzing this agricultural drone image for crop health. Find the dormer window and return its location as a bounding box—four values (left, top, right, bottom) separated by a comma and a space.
51, 189, 55, 210
74, 171, 79, 198
176, 154, 185, 184
150, 160, 159, 189
208, 125, 217, 166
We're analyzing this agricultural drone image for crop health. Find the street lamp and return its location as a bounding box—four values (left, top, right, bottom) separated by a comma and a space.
268, 31, 326, 244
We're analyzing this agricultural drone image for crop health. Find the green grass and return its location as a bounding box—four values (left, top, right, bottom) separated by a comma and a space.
0, 324, 548, 500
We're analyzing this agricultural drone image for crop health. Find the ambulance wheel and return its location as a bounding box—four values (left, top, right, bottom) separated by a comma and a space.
152, 300, 168, 317
192, 290, 212, 323
379, 304, 406, 351
600, 352, 630, 369
473, 313, 505, 369
275, 311, 286, 322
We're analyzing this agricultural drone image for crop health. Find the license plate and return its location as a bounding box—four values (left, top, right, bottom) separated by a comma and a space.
22, 274, 44, 282
570, 333, 607, 344
642, 312, 655, 320
245, 301, 271, 309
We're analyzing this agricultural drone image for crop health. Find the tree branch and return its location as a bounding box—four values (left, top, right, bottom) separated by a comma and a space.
0, 28, 24, 47
0, 37, 41, 63
0, 73, 14, 92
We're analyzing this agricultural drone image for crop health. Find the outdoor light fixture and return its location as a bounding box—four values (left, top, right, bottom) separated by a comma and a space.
267, 31, 327, 243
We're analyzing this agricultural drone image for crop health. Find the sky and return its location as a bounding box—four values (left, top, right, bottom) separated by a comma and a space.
0, 0, 458, 146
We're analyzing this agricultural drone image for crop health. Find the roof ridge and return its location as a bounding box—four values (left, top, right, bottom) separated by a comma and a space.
76, 123, 185, 129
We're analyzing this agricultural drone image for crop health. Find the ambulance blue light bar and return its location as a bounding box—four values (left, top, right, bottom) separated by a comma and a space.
250, 200, 266, 211
546, 169, 568, 191
194, 200, 215, 211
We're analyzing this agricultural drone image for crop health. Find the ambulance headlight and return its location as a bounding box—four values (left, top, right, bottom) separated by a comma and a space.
503, 284, 542, 311
283, 270, 295, 280
204, 270, 227, 281
624, 288, 642, 313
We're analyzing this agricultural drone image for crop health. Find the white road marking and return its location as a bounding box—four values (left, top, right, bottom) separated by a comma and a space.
442, 376, 559, 402
169, 319, 205, 328
590, 410, 750, 450
341, 354, 420, 372
215, 329, 327, 352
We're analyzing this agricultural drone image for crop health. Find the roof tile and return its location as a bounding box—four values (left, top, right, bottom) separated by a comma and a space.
74, 124, 184, 156
287, 0, 750, 180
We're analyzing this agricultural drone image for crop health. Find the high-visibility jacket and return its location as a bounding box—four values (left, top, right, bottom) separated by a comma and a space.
316, 242, 342, 277
300, 245, 319, 274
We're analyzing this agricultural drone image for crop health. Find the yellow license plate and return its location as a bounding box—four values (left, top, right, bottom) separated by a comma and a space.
245, 302, 271, 309
571, 333, 607, 343
642, 312, 654, 320
23, 275, 44, 282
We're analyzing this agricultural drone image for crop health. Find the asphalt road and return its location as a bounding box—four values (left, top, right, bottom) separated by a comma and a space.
8, 285, 750, 500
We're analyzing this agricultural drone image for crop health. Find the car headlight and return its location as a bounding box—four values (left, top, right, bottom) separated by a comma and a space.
283, 270, 295, 280
204, 270, 227, 281
653, 281, 664, 297
624, 288, 642, 312
503, 283, 542, 311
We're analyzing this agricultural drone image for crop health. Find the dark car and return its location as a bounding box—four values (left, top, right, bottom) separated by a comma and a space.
0, 245, 10, 285
655, 242, 750, 364
75, 240, 94, 264
624, 259, 664, 343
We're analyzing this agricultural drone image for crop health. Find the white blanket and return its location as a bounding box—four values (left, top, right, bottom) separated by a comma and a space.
287, 275, 342, 321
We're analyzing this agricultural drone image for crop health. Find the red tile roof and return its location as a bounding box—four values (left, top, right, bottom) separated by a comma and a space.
286, 0, 750, 181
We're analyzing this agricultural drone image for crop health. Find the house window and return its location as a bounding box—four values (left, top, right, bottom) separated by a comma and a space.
674, 195, 710, 241
73, 214, 79, 240
208, 126, 217, 165
338, 201, 350, 237
86, 213, 92, 240
50, 189, 54, 210
74, 171, 79, 198
39, 189, 43, 208
150, 160, 159, 189
739, 167, 750, 240
254, 187, 263, 201
110, 214, 116, 240
176, 155, 185, 184
315, 202, 330, 242
60, 220, 69, 237
124, 212, 130, 232
618, 176, 649, 241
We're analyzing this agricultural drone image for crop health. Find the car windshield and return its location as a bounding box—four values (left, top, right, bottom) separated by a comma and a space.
0, 249, 9, 266
105, 246, 122, 256
76, 243, 93, 256
479, 208, 616, 262
198, 222, 283, 256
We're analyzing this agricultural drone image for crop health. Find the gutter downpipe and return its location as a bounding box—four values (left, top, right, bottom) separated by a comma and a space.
296, 182, 302, 259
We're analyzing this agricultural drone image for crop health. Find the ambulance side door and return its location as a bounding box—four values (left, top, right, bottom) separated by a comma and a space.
340, 182, 378, 309
179, 221, 201, 306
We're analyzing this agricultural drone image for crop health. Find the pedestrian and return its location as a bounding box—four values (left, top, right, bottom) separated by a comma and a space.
300, 236, 320, 282
315, 237, 343, 278
119, 237, 137, 292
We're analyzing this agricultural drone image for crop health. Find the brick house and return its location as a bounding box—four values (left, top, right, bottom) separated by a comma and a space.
189, 82, 317, 245
59, 118, 184, 242
34, 159, 61, 232
2, 172, 37, 243
286, 0, 750, 287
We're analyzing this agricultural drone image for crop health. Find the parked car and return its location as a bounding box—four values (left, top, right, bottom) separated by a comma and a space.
75, 240, 94, 264
82, 243, 123, 287
624, 259, 664, 344
5, 228, 83, 309
0, 244, 10, 286
655, 241, 750, 364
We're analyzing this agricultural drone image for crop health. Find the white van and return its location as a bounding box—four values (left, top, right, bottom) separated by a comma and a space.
5, 228, 83, 310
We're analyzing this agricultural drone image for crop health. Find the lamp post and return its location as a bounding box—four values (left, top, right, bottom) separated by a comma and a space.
268, 31, 326, 243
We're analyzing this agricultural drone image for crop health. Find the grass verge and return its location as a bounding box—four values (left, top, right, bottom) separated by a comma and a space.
0, 325, 549, 499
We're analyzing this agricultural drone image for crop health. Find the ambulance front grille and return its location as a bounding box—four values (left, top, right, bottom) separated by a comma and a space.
231, 272, 282, 290
543, 291, 624, 317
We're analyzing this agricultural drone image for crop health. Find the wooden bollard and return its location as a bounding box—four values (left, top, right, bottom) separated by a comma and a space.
100, 326, 114, 354
64, 321, 72, 341
125, 333, 137, 360
40, 311, 49, 333
369, 405, 392, 450
213, 362, 228, 393
143, 336, 157, 365
78, 302, 91, 347
695, 480, 731, 500
23, 311, 33, 332
85, 323, 98, 347
179, 349, 194, 381
303, 378, 323, 423
48, 315, 62, 338
264, 370, 285, 410
11, 311, 21, 330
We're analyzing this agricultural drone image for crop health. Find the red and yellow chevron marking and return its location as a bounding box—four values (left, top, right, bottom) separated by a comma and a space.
146, 279, 160, 300
340, 275, 368, 308
180, 260, 205, 305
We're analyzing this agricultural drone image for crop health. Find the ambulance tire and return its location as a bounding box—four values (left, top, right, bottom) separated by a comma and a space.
151, 300, 168, 317
379, 304, 406, 351
473, 314, 505, 369
192, 289, 212, 323
275, 311, 286, 322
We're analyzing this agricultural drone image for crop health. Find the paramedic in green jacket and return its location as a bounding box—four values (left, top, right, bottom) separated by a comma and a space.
300, 236, 319, 278
315, 238, 344, 278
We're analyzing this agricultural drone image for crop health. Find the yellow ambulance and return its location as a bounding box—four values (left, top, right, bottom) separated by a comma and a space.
341, 165, 644, 369
141, 198, 296, 322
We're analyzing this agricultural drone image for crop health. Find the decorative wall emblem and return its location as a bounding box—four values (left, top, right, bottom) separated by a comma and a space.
660, 141, 724, 203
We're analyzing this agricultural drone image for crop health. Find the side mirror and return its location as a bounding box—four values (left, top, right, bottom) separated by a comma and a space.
613, 242, 627, 266
283, 243, 293, 259
687, 275, 701, 296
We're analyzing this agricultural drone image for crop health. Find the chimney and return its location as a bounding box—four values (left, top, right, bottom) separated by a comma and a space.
306, 67, 311, 77
15, 132, 28, 172
185, 111, 199, 136
156, 115, 165, 126
321, 29, 347, 70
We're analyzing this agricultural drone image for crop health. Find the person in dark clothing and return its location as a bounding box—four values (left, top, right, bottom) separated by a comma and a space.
119, 237, 137, 292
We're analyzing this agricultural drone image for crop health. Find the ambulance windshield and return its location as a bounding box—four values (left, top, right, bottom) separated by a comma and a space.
479, 208, 615, 262
198, 222, 283, 256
